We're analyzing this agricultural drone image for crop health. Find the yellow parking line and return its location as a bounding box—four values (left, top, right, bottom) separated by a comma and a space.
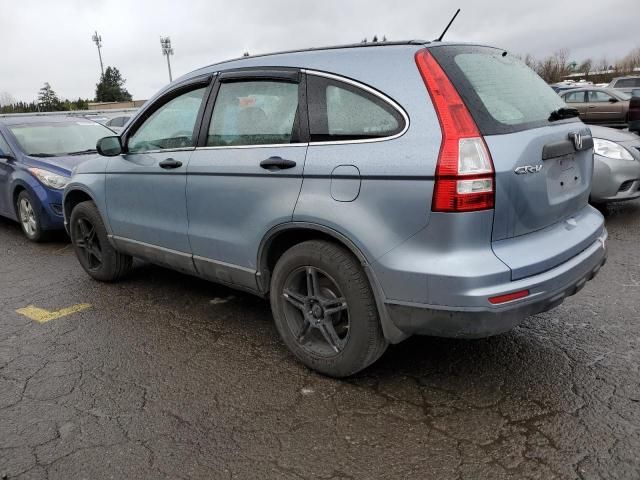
16, 303, 92, 324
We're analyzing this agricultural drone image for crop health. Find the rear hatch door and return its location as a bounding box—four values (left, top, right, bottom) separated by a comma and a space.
430, 45, 603, 279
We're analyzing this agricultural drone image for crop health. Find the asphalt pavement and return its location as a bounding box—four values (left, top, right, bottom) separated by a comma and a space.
1, 202, 639, 479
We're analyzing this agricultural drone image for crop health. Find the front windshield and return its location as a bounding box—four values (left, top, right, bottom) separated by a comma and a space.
9, 121, 114, 156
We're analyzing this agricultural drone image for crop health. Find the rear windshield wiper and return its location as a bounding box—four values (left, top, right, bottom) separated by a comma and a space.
548, 107, 580, 122
29, 153, 57, 157
66, 149, 98, 156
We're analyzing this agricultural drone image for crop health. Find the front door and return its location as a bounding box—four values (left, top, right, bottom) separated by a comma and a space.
0, 132, 16, 217
186, 70, 307, 289
105, 81, 210, 273
586, 90, 623, 124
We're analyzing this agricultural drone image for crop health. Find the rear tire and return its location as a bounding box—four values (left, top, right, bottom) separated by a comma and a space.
69, 201, 132, 282
270, 240, 388, 377
16, 190, 49, 242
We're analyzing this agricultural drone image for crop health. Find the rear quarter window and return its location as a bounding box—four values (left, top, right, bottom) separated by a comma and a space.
430, 45, 568, 135
307, 74, 406, 142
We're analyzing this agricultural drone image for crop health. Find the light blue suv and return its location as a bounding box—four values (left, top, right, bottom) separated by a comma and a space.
64, 41, 607, 377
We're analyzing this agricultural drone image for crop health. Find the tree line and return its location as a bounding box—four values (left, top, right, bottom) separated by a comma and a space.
0, 65, 132, 114
521, 46, 640, 84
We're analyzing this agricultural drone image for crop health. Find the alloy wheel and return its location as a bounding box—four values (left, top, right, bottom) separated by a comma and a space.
74, 217, 103, 271
281, 266, 350, 357
19, 198, 37, 237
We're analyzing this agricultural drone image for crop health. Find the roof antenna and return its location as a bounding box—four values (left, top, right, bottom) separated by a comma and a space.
435, 8, 461, 42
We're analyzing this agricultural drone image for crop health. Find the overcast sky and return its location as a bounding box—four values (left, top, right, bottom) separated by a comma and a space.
1, 0, 636, 103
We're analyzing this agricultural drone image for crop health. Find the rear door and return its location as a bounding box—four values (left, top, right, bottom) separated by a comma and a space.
105, 78, 211, 273
186, 69, 307, 290
429, 45, 599, 277
585, 90, 623, 124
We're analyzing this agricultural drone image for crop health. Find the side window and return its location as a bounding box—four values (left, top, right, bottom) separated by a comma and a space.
207, 81, 299, 147
588, 91, 613, 103
307, 75, 405, 142
563, 91, 585, 103
615, 79, 637, 88
0, 134, 12, 157
128, 87, 206, 153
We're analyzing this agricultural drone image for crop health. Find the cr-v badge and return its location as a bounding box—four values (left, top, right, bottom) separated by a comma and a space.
514, 165, 543, 175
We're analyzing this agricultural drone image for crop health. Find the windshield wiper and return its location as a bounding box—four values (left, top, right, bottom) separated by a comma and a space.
66, 149, 98, 156
548, 107, 580, 122
29, 153, 57, 157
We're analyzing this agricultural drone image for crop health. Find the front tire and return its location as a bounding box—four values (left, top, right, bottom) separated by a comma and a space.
69, 201, 132, 282
270, 240, 388, 377
16, 190, 48, 242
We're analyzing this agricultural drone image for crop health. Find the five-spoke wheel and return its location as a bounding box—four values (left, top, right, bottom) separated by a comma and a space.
271, 240, 388, 377
69, 201, 132, 282
73, 217, 103, 271
282, 266, 350, 357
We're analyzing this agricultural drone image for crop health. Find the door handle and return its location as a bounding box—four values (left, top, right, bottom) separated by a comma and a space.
260, 156, 296, 171
159, 158, 183, 169
587, 106, 596, 109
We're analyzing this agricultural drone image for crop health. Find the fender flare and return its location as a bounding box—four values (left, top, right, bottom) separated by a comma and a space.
257, 222, 409, 344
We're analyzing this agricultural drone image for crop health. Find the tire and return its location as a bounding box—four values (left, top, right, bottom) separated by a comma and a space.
270, 240, 388, 377
16, 190, 51, 242
69, 201, 132, 282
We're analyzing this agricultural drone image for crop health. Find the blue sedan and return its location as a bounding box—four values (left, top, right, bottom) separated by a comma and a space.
0, 116, 115, 241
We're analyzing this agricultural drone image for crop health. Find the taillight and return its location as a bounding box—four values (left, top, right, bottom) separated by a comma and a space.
415, 49, 495, 212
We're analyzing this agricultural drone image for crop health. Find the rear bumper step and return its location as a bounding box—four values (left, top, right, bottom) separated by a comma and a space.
385, 233, 607, 338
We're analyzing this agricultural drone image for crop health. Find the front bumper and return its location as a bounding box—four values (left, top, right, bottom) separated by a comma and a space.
591, 153, 640, 203
384, 232, 607, 338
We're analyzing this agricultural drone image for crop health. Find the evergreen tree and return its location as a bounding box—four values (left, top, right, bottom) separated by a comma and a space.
38, 83, 60, 111
95, 66, 133, 102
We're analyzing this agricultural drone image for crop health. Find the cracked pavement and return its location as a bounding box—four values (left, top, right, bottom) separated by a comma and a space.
1, 202, 639, 480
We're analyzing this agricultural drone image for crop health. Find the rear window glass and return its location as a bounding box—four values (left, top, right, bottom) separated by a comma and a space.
430, 46, 568, 135
615, 78, 640, 88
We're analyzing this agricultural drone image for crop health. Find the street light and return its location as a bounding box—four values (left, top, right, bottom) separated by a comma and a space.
92, 31, 104, 77
160, 36, 174, 82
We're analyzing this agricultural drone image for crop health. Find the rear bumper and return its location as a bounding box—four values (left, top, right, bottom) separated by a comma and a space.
384, 231, 607, 339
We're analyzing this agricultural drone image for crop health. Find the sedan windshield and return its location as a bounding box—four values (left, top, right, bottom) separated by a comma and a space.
9, 121, 114, 156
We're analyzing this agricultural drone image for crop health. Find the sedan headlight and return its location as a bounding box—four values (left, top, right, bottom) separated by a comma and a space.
27, 167, 70, 189
593, 138, 635, 161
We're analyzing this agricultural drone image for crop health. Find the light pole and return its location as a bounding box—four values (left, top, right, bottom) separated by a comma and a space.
92, 31, 104, 77
160, 37, 174, 82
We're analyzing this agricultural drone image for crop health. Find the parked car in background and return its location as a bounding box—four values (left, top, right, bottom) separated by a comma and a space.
104, 115, 131, 133
629, 95, 640, 134
64, 41, 606, 377
589, 125, 640, 203
79, 113, 109, 125
551, 82, 586, 93
608, 76, 640, 95
0, 116, 114, 241
559, 87, 631, 127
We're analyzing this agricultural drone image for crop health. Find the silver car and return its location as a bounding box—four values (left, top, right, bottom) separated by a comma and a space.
590, 126, 640, 203
63, 41, 607, 377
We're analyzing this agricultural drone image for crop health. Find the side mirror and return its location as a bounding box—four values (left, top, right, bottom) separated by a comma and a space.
0, 151, 15, 161
609, 97, 619, 103
96, 136, 123, 157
